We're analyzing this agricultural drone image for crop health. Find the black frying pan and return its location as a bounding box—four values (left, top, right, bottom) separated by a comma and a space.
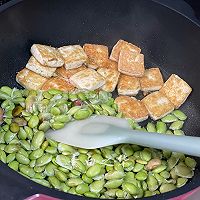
0, 0, 200, 199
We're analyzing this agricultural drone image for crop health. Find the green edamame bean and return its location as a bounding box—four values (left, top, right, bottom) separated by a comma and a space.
84, 192, 98, 198
44, 162, 57, 176
133, 163, 144, 172
28, 115, 39, 128
24, 126, 33, 140
121, 144, 133, 157
73, 109, 91, 120
19, 165, 35, 178
36, 153, 52, 167
101, 104, 116, 116
18, 127, 27, 140
48, 176, 61, 189
86, 163, 102, 178
51, 121, 65, 130
73, 160, 86, 173
20, 140, 31, 150
172, 110, 187, 120
147, 174, 158, 192
1, 86, 12, 96
60, 183, 70, 193
146, 122, 156, 132
8, 160, 19, 171
55, 154, 71, 169
152, 165, 167, 173
38, 121, 50, 132
76, 183, 89, 194
105, 170, 125, 180
89, 179, 105, 193
4, 131, 16, 144
18, 148, 29, 157
31, 178, 51, 187
55, 170, 67, 182
156, 121, 167, 133
31, 131, 45, 149
4, 144, 20, 153
161, 114, 178, 123
16, 153, 30, 164
54, 115, 71, 123
135, 170, 148, 181
185, 157, 197, 169
174, 130, 184, 135
140, 150, 152, 162
122, 182, 139, 195
0, 149, 6, 163
82, 174, 93, 184
177, 177, 188, 187
29, 149, 44, 160
67, 178, 83, 187
104, 179, 123, 189
159, 183, 176, 193
0, 90, 10, 100
169, 120, 184, 130
9, 123, 20, 133
45, 146, 57, 154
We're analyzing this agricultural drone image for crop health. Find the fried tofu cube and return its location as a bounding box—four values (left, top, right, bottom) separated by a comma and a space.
102, 59, 118, 70
142, 91, 175, 120
110, 39, 141, 62
58, 45, 88, 69
160, 74, 192, 108
69, 68, 105, 90
55, 65, 87, 79
118, 49, 145, 77
83, 44, 109, 69
16, 68, 48, 90
25, 56, 56, 78
140, 68, 164, 92
117, 74, 140, 96
97, 68, 120, 92
31, 44, 64, 67
115, 96, 148, 122
41, 77, 75, 91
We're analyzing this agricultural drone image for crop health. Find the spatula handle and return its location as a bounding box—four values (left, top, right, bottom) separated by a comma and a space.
124, 130, 200, 157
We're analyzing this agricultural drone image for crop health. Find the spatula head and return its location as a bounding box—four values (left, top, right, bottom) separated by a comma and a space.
45, 116, 130, 149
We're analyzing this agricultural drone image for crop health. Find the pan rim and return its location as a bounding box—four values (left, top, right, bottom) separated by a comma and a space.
0, 0, 200, 199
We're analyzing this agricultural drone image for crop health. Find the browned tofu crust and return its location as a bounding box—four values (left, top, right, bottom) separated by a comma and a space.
160, 74, 192, 108
117, 74, 140, 96
140, 68, 164, 92
110, 39, 141, 62
102, 59, 118, 70
55, 66, 87, 79
41, 77, 75, 91
115, 96, 148, 122
16, 68, 48, 90
58, 45, 88, 69
69, 68, 105, 90
83, 44, 109, 69
142, 91, 175, 120
118, 49, 145, 77
97, 68, 120, 92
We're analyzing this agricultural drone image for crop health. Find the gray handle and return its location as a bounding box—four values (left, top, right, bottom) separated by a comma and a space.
123, 129, 200, 157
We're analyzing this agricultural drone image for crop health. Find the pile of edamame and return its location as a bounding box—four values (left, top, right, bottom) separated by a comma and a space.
0, 86, 196, 199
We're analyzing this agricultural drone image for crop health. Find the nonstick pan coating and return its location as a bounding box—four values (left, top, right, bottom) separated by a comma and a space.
0, 0, 200, 199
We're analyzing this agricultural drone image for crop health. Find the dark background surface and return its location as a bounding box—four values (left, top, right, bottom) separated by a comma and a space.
0, 0, 200, 22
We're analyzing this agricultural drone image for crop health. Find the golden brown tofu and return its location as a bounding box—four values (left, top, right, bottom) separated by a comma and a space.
69, 68, 105, 90
118, 49, 145, 77
31, 44, 64, 67
97, 68, 120, 92
58, 45, 88, 69
115, 96, 148, 122
110, 39, 141, 62
83, 44, 109, 69
102, 59, 118, 70
16, 68, 48, 90
41, 77, 75, 91
55, 66, 87, 79
142, 91, 175, 120
140, 68, 164, 92
117, 74, 140, 96
26, 56, 56, 78
160, 74, 192, 108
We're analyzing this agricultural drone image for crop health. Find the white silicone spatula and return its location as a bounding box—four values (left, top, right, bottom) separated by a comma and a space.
46, 115, 200, 157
